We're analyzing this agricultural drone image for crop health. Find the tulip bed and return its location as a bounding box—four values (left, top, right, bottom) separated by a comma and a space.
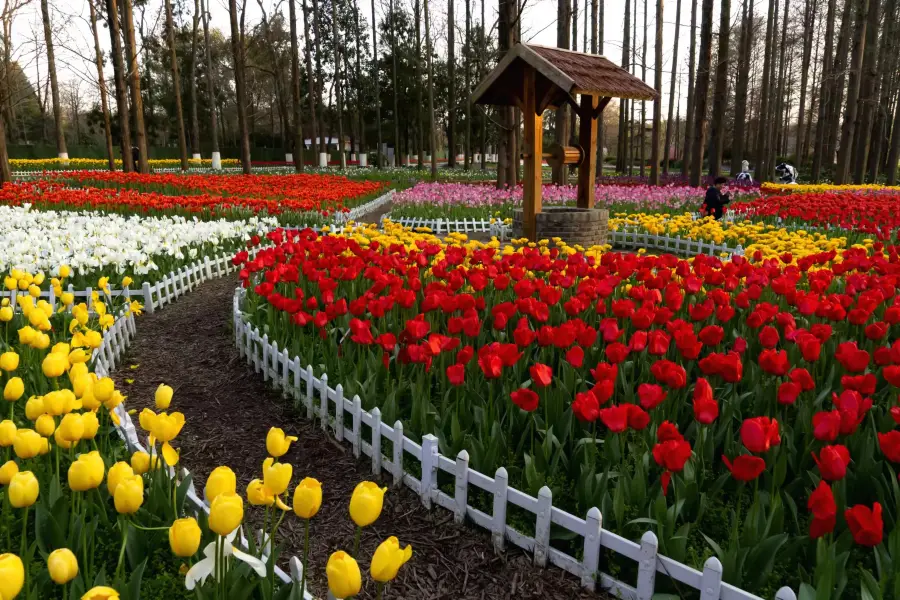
235, 219, 900, 597
390, 182, 761, 220
10, 158, 241, 171
0, 203, 276, 288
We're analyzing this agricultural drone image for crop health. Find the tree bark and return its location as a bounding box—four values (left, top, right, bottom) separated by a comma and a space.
353, 4, 365, 162
370, 0, 382, 166
795, 0, 816, 163
731, 0, 752, 175
390, 0, 402, 166
122, 0, 149, 172
289, 0, 304, 170
835, 0, 869, 183
189, 0, 202, 159
639, 0, 647, 177
688, 0, 713, 186
89, 0, 116, 170
447, 0, 456, 167
425, 0, 437, 179
106, 0, 133, 171
228, 0, 251, 172
479, 0, 486, 170
681, 0, 697, 176
887, 78, 900, 183
707, 0, 729, 177
868, 0, 896, 180
258, 0, 290, 160
617, 0, 631, 173
649, 0, 663, 184
464, 0, 471, 169
754, 0, 776, 181
591, 0, 601, 169
414, 0, 425, 169
772, 0, 788, 162
302, 0, 319, 165
811, 0, 835, 179
553, 0, 572, 184
200, 0, 220, 161
332, 0, 346, 168
825, 0, 853, 173
851, 0, 879, 182
662, 0, 680, 175
164, 0, 189, 170
311, 0, 326, 156
0, 112, 8, 183
41, 0, 67, 160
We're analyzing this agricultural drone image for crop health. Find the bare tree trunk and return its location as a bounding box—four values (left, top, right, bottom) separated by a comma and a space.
868, 0, 896, 180
354, 4, 365, 162
553, 0, 572, 184
662, 0, 680, 175
425, 0, 437, 179
164, 0, 189, 170
123, 0, 149, 172
802, 18, 822, 163
258, 0, 290, 160
707, 0, 730, 177
370, 0, 382, 166
89, 0, 116, 170
811, 0, 836, 179
795, 0, 816, 163
592, 0, 601, 170
681, 0, 697, 176
200, 0, 220, 164
447, 0, 456, 167
189, 0, 201, 159
229, 0, 251, 172
617, 0, 631, 173
772, 0, 788, 162
649, 0, 663, 184
106, 0, 133, 171
688, 0, 713, 186
573, 0, 578, 51
639, 0, 647, 177
41, 0, 67, 160
731, 0, 752, 175
852, 0, 879, 182
826, 0, 853, 173
754, 0, 776, 181
390, 0, 402, 166
333, 0, 346, 169
0, 113, 8, 183
888, 81, 900, 183
302, 0, 319, 165
289, 0, 304, 171
479, 0, 486, 170
464, 0, 472, 169
414, 0, 424, 169
628, 0, 636, 174
835, 0, 869, 183
311, 0, 326, 157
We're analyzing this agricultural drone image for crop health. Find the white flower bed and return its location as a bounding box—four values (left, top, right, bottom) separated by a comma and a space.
0, 204, 277, 281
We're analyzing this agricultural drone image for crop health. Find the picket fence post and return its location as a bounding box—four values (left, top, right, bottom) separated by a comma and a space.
420, 434, 438, 509
453, 450, 469, 524
262, 335, 270, 381
533, 486, 552, 568
581, 507, 602, 590
636, 531, 658, 599
370, 408, 382, 475
392, 421, 404, 486
334, 384, 344, 441
699, 557, 723, 600
491, 467, 508, 552
305, 365, 314, 419
351, 396, 361, 458
319, 374, 329, 430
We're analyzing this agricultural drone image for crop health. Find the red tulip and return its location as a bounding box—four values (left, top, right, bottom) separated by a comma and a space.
565, 346, 584, 368
529, 363, 553, 387
698, 325, 724, 346
692, 378, 719, 425
835, 342, 870, 373
656, 421, 683, 443
758, 326, 780, 349
759, 349, 790, 376
777, 381, 801, 405
789, 368, 816, 392
831, 389, 872, 435
722, 454, 766, 481
796, 333, 822, 362
878, 430, 900, 463
653, 439, 692, 472
740, 417, 781, 453
891, 406, 900, 425
807, 480, 836, 520
572, 391, 600, 423
812, 411, 841, 442
884, 365, 900, 387
638, 383, 667, 411
810, 515, 837, 539
446, 364, 465, 386
812, 445, 851, 481
605, 343, 630, 364
599, 405, 629, 433
478, 354, 503, 379
650, 360, 687, 389
510, 388, 539, 412
648, 330, 671, 356
626, 404, 650, 430
590, 362, 618, 383
844, 503, 883, 547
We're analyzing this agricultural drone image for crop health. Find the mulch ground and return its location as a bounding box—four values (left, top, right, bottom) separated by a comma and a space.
112, 274, 607, 599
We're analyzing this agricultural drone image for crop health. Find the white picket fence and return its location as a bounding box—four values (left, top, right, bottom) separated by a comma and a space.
382, 214, 512, 240
611, 228, 744, 257
87, 256, 314, 597
334, 189, 394, 224
232, 288, 796, 600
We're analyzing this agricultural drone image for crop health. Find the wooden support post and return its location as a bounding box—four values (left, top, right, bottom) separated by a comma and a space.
577, 94, 600, 208
522, 66, 543, 241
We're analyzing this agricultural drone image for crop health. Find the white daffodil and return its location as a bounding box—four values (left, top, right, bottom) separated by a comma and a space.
184, 529, 267, 590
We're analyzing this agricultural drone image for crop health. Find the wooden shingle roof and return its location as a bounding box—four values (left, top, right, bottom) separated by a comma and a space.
472, 43, 658, 108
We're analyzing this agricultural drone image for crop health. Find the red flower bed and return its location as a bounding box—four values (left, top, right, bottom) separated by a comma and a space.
733, 190, 900, 239
236, 228, 900, 592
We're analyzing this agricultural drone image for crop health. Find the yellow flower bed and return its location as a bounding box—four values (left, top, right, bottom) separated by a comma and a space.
609, 212, 847, 261
10, 158, 240, 170
760, 182, 900, 194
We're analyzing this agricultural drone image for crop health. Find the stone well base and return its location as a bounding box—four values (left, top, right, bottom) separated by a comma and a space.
512, 207, 609, 247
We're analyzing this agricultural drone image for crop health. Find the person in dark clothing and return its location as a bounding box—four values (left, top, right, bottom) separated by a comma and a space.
131, 146, 139, 170
700, 176, 730, 220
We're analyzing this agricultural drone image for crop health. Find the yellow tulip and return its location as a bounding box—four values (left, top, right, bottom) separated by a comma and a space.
208, 492, 244, 536
103, 390, 125, 410
81, 412, 100, 439
13, 429, 42, 459
0, 352, 18, 372
265, 427, 298, 457
107, 462, 134, 496
58, 413, 84, 441
326, 551, 362, 599
54, 427, 77, 450
246, 479, 275, 506
32, 333, 50, 350
161, 443, 179, 466
155, 384, 173, 409
42, 352, 68, 378
24, 396, 44, 420
35, 414, 56, 437
262, 457, 292, 495
47, 548, 79, 584
93, 378, 115, 403
17, 326, 35, 345
81, 390, 101, 411
113, 475, 144, 514
3, 377, 23, 402
149, 412, 184, 443
52, 342, 70, 355
138, 408, 156, 432
9, 471, 39, 507
122, 276, 133, 287
68, 348, 89, 364
349, 481, 387, 527
169, 517, 201, 557
0, 460, 18, 485
82, 585, 120, 600
0, 420, 16, 447
370, 536, 413, 582
130, 451, 158, 474
0, 553, 24, 600
58, 265, 71, 278
84, 330, 102, 348
0, 307, 11, 322
205, 466, 236, 502
292, 477, 322, 519
44, 390, 76, 415
68, 451, 104, 491
60, 292, 74, 306
70, 367, 90, 394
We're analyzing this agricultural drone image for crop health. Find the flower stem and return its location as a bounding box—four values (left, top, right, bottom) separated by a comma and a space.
114, 516, 129, 581
300, 519, 309, 597
352, 525, 361, 558
20, 505, 29, 594
376, 582, 384, 600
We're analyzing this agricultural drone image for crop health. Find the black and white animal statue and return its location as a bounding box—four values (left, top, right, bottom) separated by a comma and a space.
775, 162, 798, 184
735, 160, 753, 183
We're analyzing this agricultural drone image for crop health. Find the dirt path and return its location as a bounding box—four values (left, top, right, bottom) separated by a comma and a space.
113, 275, 605, 600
